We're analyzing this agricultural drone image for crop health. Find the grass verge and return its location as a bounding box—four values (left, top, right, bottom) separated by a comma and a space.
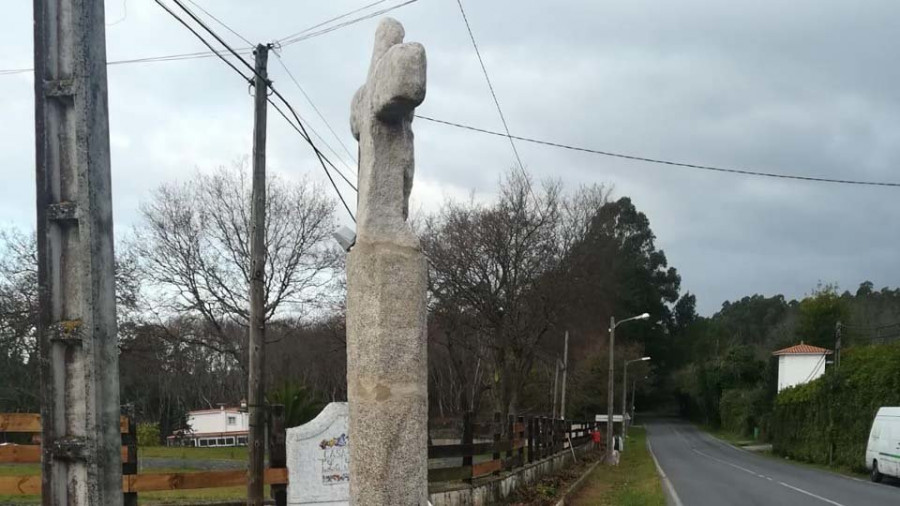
568, 427, 665, 506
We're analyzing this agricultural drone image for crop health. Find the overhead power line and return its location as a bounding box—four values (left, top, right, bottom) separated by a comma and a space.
453, 0, 524, 173
184, 0, 254, 47
0, 0, 421, 76
453, 0, 547, 218
155, 0, 357, 221
275, 0, 391, 45
179, 0, 358, 181
277, 0, 421, 47
272, 53, 359, 168
415, 115, 900, 188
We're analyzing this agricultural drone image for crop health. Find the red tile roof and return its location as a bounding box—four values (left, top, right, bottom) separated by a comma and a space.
772, 343, 833, 356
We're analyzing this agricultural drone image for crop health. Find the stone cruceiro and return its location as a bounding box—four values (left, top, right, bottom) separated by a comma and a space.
346, 17, 429, 506
286, 402, 350, 505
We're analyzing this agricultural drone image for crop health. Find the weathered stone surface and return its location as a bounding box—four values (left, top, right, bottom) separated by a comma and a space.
286, 402, 350, 505
350, 17, 426, 249
346, 16, 429, 506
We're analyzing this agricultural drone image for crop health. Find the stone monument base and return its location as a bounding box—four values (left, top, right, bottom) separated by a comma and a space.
346, 239, 428, 506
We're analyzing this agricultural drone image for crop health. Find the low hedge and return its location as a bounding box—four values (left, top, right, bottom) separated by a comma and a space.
770, 343, 900, 471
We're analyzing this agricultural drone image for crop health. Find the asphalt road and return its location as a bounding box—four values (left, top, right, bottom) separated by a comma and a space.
645, 420, 900, 506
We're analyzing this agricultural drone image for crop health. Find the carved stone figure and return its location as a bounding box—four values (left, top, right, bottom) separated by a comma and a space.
345, 18, 429, 506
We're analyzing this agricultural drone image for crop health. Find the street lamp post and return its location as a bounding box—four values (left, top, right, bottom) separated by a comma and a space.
605, 312, 649, 464
623, 357, 650, 437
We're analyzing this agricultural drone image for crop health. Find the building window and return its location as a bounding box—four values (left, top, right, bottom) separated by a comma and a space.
237, 436, 248, 445
227, 415, 237, 426
226, 437, 235, 445
199, 439, 208, 447
217, 438, 226, 445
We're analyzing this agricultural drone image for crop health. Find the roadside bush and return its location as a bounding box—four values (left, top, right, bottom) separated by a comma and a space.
137, 422, 161, 447
719, 387, 766, 437
770, 343, 900, 471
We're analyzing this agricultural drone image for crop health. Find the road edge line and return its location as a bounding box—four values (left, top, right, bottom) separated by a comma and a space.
647, 438, 684, 506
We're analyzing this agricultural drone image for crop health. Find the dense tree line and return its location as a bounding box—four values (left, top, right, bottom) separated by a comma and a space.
0, 163, 692, 436
674, 283, 900, 435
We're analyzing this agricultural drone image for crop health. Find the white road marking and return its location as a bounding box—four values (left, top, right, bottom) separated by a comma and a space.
647, 437, 685, 506
690, 445, 848, 506
778, 481, 847, 506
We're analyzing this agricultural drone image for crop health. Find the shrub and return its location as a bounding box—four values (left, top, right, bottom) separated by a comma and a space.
137, 422, 161, 447
719, 387, 766, 437
770, 343, 900, 471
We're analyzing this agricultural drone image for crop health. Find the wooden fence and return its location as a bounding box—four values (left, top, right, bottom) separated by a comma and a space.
0, 406, 288, 506
428, 412, 602, 483
2, 408, 601, 501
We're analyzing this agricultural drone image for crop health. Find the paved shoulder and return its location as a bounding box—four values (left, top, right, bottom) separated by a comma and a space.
645, 420, 900, 506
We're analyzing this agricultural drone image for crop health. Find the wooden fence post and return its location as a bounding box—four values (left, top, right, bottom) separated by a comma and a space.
122, 404, 137, 506
492, 412, 501, 475
462, 411, 474, 482
527, 416, 535, 463
517, 415, 525, 467
539, 417, 547, 459
268, 404, 287, 506
506, 415, 514, 468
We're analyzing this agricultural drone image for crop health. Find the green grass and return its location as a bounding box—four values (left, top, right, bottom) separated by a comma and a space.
569, 427, 665, 506
138, 445, 248, 461
701, 425, 757, 447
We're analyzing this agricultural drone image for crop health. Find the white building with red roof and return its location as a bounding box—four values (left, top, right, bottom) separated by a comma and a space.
772, 342, 833, 392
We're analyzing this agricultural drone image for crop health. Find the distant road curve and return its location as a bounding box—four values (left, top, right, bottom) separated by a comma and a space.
645, 420, 900, 506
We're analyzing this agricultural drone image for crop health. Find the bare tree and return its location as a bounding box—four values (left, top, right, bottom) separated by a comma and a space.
423, 172, 611, 418
132, 161, 339, 369
0, 228, 142, 412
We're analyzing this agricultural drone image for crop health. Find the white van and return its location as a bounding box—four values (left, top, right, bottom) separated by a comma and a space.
866, 407, 900, 482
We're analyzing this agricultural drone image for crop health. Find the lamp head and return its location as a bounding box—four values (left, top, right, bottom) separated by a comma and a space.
333, 226, 356, 252
638, 313, 650, 320
641, 356, 651, 361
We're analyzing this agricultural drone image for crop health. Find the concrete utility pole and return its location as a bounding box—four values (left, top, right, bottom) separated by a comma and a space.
835, 321, 842, 369
630, 378, 637, 422
560, 331, 569, 420
622, 362, 629, 436
605, 314, 648, 464
247, 43, 269, 506
605, 317, 616, 463
552, 359, 559, 419
33, 0, 123, 504
623, 357, 649, 436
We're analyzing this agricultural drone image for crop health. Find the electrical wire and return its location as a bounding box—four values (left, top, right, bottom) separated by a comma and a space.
453, 0, 524, 173
153, 0, 252, 84
415, 115, 900, 188
453, 0, 547, 219
156, 0, 357, 221
272, 53, 359, 169
169, 0, 358, 196
269, 99, 358, 221
178, 0, 358, 184
0, 0, 417, 76
184, 0, 254, 47
277, 0, 421, 47
0, 48, 256, 76
275, 0, 391, 45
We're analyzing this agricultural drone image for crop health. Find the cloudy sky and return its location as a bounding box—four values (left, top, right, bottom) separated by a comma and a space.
1, 0, 898, 315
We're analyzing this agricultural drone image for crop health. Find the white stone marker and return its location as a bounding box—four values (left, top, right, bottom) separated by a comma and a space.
347, 17, 429, 506
287, 402, 350, 505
